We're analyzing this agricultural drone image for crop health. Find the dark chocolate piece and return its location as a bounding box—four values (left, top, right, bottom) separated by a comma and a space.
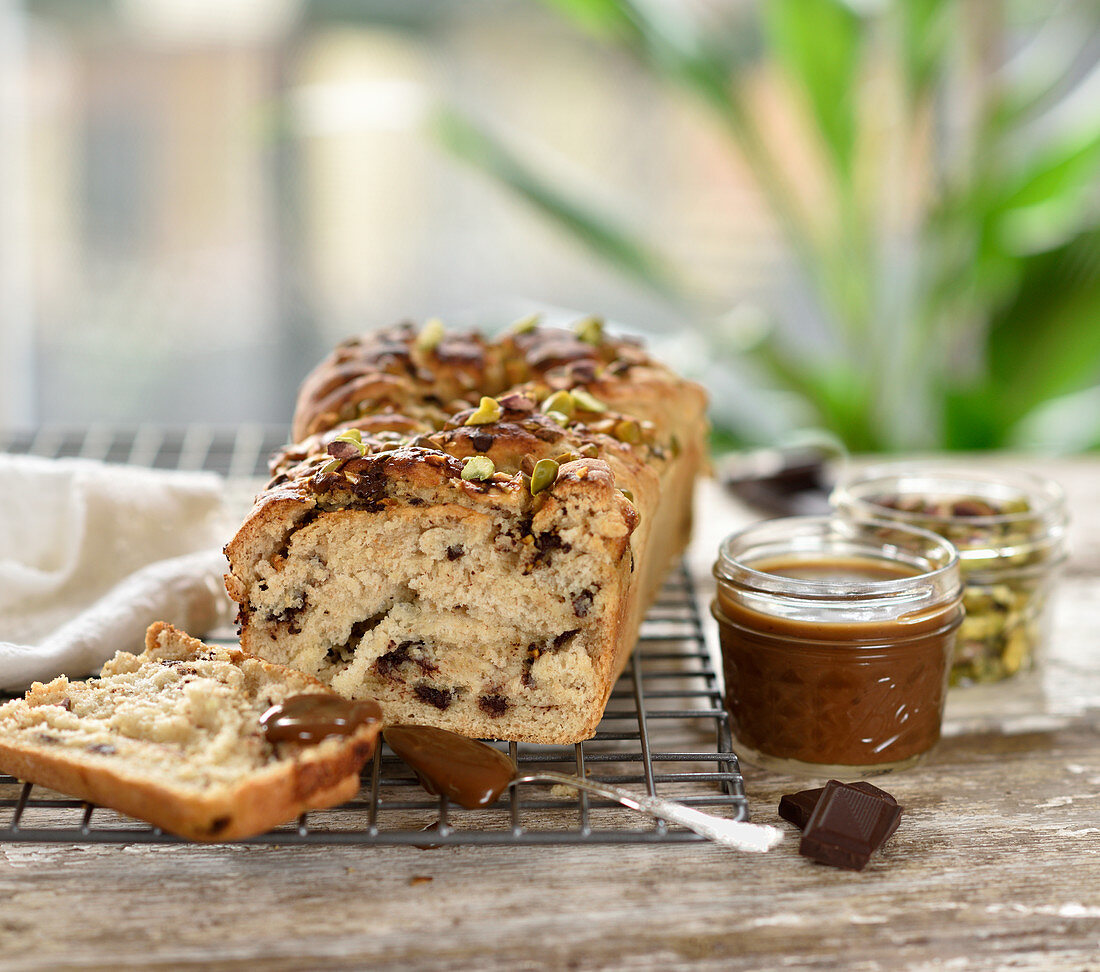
780, 781, 899, 833
798, 780, 902, 871
779, 787, 825, 830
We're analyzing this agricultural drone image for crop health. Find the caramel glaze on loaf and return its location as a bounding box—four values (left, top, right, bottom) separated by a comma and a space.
224, 320, 708, 744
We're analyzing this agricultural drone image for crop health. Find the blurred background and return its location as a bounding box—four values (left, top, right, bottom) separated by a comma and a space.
0, 0, 1097, 452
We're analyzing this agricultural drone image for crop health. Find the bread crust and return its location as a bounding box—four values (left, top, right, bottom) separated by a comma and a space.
0, 623, 381, 841
225, 321, 708, 744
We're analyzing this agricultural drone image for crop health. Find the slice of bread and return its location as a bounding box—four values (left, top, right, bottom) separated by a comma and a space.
0, 622, 381, 841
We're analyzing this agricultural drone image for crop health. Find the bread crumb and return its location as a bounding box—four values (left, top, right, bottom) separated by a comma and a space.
550, 782, 579, 799
409, 875, 434, 886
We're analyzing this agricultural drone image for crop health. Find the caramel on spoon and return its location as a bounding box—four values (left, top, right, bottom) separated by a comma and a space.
383, 725, 781, 853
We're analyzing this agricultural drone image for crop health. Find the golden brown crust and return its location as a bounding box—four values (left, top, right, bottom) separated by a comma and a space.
0, 623, 381, 842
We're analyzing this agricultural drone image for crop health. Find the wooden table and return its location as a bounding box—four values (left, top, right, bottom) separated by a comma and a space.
2, 456, 1098, 971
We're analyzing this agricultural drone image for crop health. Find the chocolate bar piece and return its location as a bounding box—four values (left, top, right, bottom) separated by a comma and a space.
779, 781, 899, 834
798, 780, 903, 871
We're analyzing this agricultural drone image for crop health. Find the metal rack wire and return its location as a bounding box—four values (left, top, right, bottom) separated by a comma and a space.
0, 425, 746, 845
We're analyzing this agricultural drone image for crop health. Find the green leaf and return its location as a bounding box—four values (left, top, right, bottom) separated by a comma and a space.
745, 330, 880, 450
991, 127, 1100, 255
986, 10, 1100, 133
897, 0, 951, 97
538, 0, 639, 42
429, 106, 682, 300
985, 229, 1100, 427
940, 384, 1003, 451
1009, 384, 1100, 453
762, 0, 864, 179
541, 0, 752, 141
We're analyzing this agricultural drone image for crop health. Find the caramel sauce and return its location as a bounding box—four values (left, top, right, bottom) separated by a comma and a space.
714, 554, 962, 769
383, 725, 516, 809
752, 555, 921, 584
260, 694, 382, 745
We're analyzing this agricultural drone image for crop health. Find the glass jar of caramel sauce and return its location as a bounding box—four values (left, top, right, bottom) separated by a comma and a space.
713, 517, 962, 776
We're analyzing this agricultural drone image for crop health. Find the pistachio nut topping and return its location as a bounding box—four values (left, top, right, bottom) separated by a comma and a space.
544, 410, 570, 426
580, 443, 599, 459
464, 396, 503, 426
530, 458, 559, 495
541, 390, 576, 419
619, 488, 634, 502
331, 428, 368, 457
510, 313, 541, 334
415, 317, 446, 352
574, 315, 604, 345
613, 419, 642, 444
570, 388, 606, 413
461, 455, 496, 481
318, 457, 344, 475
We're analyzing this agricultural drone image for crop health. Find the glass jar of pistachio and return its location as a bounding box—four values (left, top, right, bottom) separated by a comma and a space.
831, 466, 1067, 685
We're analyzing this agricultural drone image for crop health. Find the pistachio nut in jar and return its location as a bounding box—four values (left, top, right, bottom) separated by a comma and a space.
831, 466, 1068, 685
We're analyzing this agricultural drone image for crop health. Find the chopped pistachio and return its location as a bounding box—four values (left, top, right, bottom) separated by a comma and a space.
464, 396, 503, 426
669, 433, 681, 458
868, 490, 1052, 686
461, 455, 495, 481
332, 428, 368, 457
613, 419, 642, 444
570, 388, 606, 413
580, 443, 599, 459
319, 458, 344, 475
541, 390, 576, 419
544, 410, 570, 426
574, 315, 604, 345
530, 458, 559, 495
554, 451, 581, 465
511, 313, 541, 334
619, 488, 634, 502
415, 317, 446, 352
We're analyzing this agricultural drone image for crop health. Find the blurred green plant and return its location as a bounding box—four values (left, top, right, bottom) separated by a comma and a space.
433, 0, 1100, 452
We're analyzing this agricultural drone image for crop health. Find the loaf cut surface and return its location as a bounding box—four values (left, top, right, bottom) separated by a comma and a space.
225, 320, 708, 744
0, 622, 381, 841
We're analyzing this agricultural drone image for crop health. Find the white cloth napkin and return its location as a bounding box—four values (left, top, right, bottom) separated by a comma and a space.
0, 454, 235, 691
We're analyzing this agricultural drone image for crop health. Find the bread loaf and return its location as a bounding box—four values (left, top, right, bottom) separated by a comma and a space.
0, 622, 381, 841
224, 320, 707, 743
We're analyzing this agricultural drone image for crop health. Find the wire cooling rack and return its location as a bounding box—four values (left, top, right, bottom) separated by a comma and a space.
0, 425, 746, 845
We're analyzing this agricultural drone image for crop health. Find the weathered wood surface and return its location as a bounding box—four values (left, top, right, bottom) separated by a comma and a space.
2, 457, 1098, 972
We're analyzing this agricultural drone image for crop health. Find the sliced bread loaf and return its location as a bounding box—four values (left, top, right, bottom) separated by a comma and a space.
0, 622, 382, 841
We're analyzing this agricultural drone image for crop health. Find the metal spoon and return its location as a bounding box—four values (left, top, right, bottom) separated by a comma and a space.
509, 769, 781, 853
383, 725, 782, 853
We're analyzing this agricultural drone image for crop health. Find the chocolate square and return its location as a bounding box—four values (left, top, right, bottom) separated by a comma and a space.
779, 780, 899, 834
798, 780, 903, 871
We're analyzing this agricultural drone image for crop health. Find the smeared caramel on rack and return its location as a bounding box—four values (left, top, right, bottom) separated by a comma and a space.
383, 725, 516, 809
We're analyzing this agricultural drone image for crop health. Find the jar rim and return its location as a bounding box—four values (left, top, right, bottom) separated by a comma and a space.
830, 463, 1066, 529
714, 514, 960, 602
